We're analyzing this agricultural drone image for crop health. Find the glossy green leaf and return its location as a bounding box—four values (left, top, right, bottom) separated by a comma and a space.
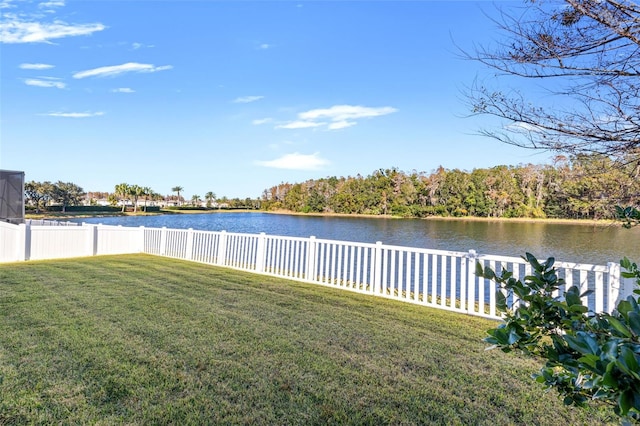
475, 262, 484, 277
496, 291, 507, 311
619, 346, 640, 377
618, 300, 632, 318
564, 333, 598, 355
619, 390, 633, 415
524, 253, 541, 271
507, 328, 520, 345
578, 354, 598, 368
628, 311, 640, 336
602, 370, 618, 388
565, 286, 581, 307
601, 339, 620, 360
607, 317, 632, 338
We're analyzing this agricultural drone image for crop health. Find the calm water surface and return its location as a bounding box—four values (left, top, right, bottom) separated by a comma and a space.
73, 212, 640, 265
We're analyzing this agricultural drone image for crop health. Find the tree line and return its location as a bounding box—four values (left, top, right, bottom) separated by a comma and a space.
24, 181, 259, 213
260, 154, 639, 220
24, 181, 85, 213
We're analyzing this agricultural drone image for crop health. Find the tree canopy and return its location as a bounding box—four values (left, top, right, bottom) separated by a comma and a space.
261, 155, 639, 220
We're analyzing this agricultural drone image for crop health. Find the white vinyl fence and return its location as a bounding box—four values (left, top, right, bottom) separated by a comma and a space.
1, 221, 143, 262
143, 227, 628, 318
0, 221, 633, 319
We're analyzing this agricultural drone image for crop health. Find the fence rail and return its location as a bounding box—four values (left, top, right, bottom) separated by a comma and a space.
0, 221, 633, 319
25, 219, 80, 227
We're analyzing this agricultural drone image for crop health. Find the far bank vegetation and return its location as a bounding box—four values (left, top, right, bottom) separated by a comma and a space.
261, 154, 639, 220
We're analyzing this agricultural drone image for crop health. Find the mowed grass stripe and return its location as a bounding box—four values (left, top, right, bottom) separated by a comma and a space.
0, 254, 615, 425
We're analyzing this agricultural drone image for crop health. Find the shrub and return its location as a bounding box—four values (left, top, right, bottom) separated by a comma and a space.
478, 253, 640, 422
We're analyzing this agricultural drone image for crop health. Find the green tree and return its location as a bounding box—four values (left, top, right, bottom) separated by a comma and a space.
53, 181, 85, 213
438, 169, 472, 216
306, 188, 326, 213
141, 186, 152, 212
115, 183, 130, 213
283, 183, 306, 212
107, 193, 118, 207
205, 191, 216, 208
515, 164, 547, 218
172, 186, 183, 206
24, 180, 54, 212
129, 185, 145, 213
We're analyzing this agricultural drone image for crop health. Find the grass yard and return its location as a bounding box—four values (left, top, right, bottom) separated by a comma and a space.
0, 255, 616, 425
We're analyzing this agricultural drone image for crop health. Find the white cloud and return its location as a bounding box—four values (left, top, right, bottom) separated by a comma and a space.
20, 62, 54, 69
252, 118, 272, 125
0, 19, 106, 43
259, 43, 272, 49
256, 152, 329, 170
111, 87, 135, 93
233, 95, 264, 104
25, 78, 65, 89
44, 111, 104, 118
506, 122, 544, 133
278, 104, 397, 131
299, 105, 397, 121
39, 1, 65, 9
275, 120, 324, 130
73, 62, 172, 79
130, 42, 153, 50
328, 120, 356, 130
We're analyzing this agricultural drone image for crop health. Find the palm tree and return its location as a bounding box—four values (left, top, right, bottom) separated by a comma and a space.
205, 191, 216, 208
129, 185, 144, 213
141, 186, 152, 212
171, 186, 183, 206
191, 194, 201, 207
115, 183, 130, 213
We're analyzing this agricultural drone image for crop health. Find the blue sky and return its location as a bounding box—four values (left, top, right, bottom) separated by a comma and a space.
0, 0, 550, 199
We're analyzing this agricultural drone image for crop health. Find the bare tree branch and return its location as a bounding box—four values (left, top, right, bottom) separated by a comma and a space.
464, 0, 640, 161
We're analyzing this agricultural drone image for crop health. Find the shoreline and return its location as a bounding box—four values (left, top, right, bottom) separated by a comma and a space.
26, 208, 257, 220
28, 208, 621, 227
264, 209, 620, 227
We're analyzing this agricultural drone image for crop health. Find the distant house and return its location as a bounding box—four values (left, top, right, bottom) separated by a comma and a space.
82, 198, 112, 207
0, 170, 25, 224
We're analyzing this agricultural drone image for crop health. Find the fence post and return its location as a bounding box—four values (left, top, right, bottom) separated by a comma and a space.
306, 236, 317, 282
255, 232, 266, 273
160, 227, 167, 256
466, 250, 477, 314
185, 228, 194, 260
16, 223, 29, 261
217, 230, 228, 265
139, 226, 145, 253
85, 223, 98, 256
373, 241, 383, 294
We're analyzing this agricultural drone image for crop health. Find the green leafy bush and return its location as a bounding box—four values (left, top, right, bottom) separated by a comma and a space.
478, 254, 640, 422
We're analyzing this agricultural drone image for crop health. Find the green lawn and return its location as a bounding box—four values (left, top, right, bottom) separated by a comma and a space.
0, 255, 615, 425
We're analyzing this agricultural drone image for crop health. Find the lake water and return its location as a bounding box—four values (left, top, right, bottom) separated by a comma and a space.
72, 212, 640, 266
